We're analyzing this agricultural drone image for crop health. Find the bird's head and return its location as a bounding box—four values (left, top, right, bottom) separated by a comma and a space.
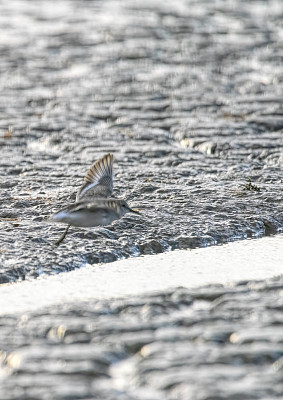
120, 200, 140, 216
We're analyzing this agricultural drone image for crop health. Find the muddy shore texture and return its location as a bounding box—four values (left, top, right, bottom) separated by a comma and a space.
1, 277, 283, 399
1, 0, 283, 283
1, 1, 283, 398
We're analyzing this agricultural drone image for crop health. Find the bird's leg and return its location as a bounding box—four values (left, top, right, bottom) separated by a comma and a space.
54, 224, 70, 246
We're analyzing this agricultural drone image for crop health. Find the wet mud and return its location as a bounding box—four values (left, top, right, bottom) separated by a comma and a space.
0, 0, 283, 282
1, 276, 283, 399
1, 2, 283, 398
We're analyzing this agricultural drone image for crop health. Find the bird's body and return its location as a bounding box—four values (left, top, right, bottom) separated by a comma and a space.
50, 153, 139, 244
52, 199, 135, 227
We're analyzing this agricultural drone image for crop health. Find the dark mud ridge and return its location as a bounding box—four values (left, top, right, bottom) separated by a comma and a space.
1, 0, 283, 282
1, 276, 283, 399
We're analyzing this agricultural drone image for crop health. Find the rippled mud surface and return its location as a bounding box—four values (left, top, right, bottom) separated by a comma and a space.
1, 277, 283, 399
1, 0, 283, 282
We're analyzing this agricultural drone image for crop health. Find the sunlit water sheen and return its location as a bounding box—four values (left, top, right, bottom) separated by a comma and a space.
0, 235, 282, 315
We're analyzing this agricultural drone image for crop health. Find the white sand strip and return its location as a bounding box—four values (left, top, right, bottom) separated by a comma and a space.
0, 235, 282, 315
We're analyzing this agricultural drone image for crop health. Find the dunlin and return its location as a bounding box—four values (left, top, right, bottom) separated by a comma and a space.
51, 154, 139, 245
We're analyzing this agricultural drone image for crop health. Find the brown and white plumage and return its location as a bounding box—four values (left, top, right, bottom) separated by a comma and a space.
51, 198, 139, 228
51, 153, 140, 245
76, 153, 114, 201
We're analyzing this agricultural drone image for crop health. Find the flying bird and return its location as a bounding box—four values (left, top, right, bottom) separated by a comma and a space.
51, 153, 139, 245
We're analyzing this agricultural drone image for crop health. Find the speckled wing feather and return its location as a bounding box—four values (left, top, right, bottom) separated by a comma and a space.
76, 153, 114, 201
65, 199, 121, 214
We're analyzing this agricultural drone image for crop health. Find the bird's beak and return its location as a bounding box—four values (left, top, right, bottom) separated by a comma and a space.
130, 208, 141, 214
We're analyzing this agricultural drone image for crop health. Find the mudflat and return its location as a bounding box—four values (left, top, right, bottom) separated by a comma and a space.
0, 0, 283, 282
1, 1, 283, 398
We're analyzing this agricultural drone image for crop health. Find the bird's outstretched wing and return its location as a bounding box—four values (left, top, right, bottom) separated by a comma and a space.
76, 153, 114, 201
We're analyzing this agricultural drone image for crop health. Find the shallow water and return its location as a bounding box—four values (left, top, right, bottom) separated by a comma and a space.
1, 0, 283, 283
1, 235, 282, 315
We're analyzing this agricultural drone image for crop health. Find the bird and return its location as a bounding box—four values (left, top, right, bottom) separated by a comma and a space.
50, 153, 139, 245
52, 198, 139, 227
